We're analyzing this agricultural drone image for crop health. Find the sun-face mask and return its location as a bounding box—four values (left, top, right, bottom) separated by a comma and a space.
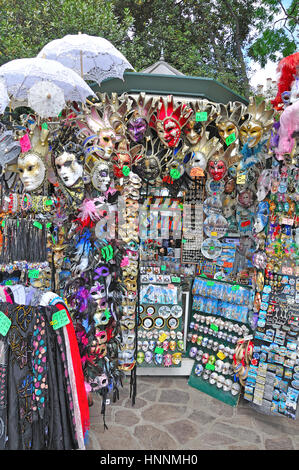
18, 152, 46, 191
55, 151, 83, 187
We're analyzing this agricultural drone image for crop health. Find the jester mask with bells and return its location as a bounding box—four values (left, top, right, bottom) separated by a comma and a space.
183, 99, 218, 147
133, 136, 172, 185
125, 93, 157, 143
239, 97, 274, 148
76, 102, 126, 162
185, 131, 222, 179
149, 95, 193, 148
17, 122, 49, 192
215, 101, 247, 146
206, 143, 236, 182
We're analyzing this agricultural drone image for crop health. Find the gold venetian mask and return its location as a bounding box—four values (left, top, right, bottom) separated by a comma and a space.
217, 121, 238, 143
239, 120, 263, 148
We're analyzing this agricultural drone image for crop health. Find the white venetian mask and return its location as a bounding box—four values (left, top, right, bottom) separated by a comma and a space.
92, 162, 111, 192
18, 152, 46, 192
55, 151, 83, 187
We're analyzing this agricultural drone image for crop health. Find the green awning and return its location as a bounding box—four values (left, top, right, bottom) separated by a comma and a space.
91, 71, 248, 105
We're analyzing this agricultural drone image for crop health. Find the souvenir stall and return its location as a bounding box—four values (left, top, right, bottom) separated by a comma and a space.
0, 39, 297, 450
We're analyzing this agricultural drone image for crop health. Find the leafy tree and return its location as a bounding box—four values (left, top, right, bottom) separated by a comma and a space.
248, 0, 298, 67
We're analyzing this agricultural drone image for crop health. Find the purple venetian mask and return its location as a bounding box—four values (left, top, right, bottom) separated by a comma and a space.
127, 117, 147, 143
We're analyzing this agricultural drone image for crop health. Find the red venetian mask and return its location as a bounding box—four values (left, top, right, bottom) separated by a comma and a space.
207, 159, 227, 181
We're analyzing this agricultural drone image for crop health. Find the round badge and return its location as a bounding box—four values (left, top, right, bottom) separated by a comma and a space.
203, 214, 228, 239
171, 305, 183, 318
142, 317, 154, 330
146, 306, 155, 316
201, 238, 222, 259
205, 179, 225, 196
139, 305, 144, 314
158, 305, 171, 318
167, 317, 179, 330
203, 195, 223, 216
154, 316, 165, 329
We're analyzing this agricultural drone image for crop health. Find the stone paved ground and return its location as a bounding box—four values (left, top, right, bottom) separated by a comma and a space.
86, 376, 299, 450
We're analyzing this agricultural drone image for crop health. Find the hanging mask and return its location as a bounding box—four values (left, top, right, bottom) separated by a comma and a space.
186, 150, 207, 177
91, 161, 111, 192
183, 119, 203, 146
207, 157, 227, 181
137, 351, 145, 364
145, 350, 153, 363
254, 200, 269, 234
154, 353, 163, 365
18, 152, 46, 191
163, 353, 172, 367
126, 93, 157, 143
55, 151, 83, 187
127, 117, 148, 143
237, 189, 255, 209
150, 96, 192, 148
257, 169, 272, 201
239, 98, 274, 148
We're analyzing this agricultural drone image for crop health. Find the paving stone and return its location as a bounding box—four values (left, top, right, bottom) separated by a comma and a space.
86, 429, 102, 450
210, 421, 262, 445
163, 419, 199, 445
134, 424, 177, 450
227, 444, 261, 450
160, 389, 190, 404
194, 431, 238, 447
140, 388, 159, 402
265, 436, 294, 450
141, 403, 187, 423
123, 396, 148, 409
114, 409, 140, 426
92, 424, 141, 450
187, 409, 216, 427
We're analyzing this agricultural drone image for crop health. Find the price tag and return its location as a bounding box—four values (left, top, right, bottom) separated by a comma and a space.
28, 269, 39, 279
161, 265, 166, 271
205, 363, 215, 371
159, 333, 168, 342
223, 261, 233, 268
195, 112, 208, 122
0, 311, 11, 337
217, 351, 226, 360
207, 281, 215, 286
104, 308, 111, 320
171, 276, 181, 283
33, 221, 43, 230
45, 199, 53, 206
210, 323, 219, 331
51, 309, 70, 330
210, 231, 217, 237
225, 133, 236, 146
231, 284, 240, 291
167, 284, 175, 290
154, 347, 164, 354
237, 173, 246, 185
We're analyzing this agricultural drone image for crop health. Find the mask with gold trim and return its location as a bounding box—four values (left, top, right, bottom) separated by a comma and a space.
186, 131, 222, 178
126, 93, 157, 143
239, 97, 274, 148
150, 95, 193, 148
207, 144, 236, 182
17, 122, 49, 192
215, 101, 247, 145
184, 99, 218, 147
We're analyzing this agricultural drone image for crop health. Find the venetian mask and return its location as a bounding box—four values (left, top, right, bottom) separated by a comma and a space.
187, 150, 207, 177
207, 156, 227, 181
224, 178, 236, 194
127, 116, 147, 143
92, 162, 111, 192
237, 189, 254, 209
98, 129, 115, 158
18, 152, 46, 192
257, 170, 272, 201
239, 121, 263, 148
217, 121, 238, 144
156, 119, 181, 148
55, 151, 83, 187
183, 120, 203, 146
254, 201, 269, 234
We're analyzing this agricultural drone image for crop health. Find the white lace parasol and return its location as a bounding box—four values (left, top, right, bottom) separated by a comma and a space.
0, 80, 9, 114
37, 34, 134, 84
0, 57, 96, 106
28, 81, 66, 118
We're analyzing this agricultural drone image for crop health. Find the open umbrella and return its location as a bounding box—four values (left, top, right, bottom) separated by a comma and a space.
37, 34, 134, 85
28, 80, 66, 118
0, 57, 96, 116
0, 80, 9, 114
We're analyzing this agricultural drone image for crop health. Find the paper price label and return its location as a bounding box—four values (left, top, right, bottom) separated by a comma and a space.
205, 363, 215, 371
51, 309, 70, 330
159, 333, 168, 342
154, 347, 164, 354
171, 276, 181, 283
210, 323, 219, 331
210, 231, 218, 237
217, 351, 226, 360
28, 269, 39, 279
195, 111, 208, 122
33, 221, 43, 230
237, 173, 246, 184
0, 311, 11, 337
226, 133, 236, 146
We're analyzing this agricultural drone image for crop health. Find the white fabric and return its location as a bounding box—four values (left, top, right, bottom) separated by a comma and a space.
0, 57, 96, 104
37, 34, 134, 84
28, 80, 66, 118
0, 81, 9, 114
